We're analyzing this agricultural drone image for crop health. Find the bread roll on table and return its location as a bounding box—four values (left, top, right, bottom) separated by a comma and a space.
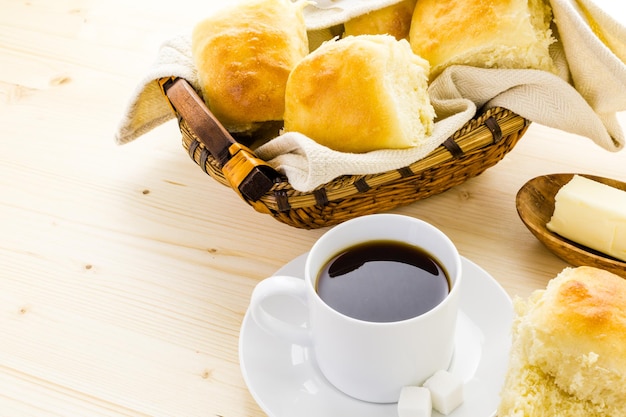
498, 266, 626, 416
284, 35, 435, 154
409, 0, 556, 79
191, 0, 308, 134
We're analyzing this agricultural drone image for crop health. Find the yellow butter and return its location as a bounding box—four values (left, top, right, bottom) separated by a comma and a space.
547, 175, 626, 262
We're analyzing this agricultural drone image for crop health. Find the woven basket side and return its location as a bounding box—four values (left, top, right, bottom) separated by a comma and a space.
270, 123, 528, 228
178, 105, 529, 228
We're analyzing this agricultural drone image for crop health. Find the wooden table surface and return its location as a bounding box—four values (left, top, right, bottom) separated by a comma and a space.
1, 1, 625, 416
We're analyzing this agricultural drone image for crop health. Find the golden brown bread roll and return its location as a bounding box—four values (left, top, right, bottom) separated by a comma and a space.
191, 0, 308, 133
498, 266, 626, 416
283, 35, 435, 153
409, 0, 556, 80
343, 0, 417, 40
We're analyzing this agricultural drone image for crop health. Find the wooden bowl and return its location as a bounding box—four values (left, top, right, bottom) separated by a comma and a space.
516, 173, 626, 278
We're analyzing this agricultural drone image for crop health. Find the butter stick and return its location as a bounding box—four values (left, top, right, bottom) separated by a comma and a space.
547, 175, 626, 262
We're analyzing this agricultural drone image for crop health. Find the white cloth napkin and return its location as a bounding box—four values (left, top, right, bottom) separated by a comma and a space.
115, 0, 626, 192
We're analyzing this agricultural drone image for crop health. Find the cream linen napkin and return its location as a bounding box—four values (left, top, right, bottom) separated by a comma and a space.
115, 0, 626, 192
115, 36, 196, 144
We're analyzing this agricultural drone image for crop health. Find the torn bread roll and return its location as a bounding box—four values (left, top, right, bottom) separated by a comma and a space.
409, 0, 556, 80
283, 35, 435, 153
343, 0, 417, 40
191, 0, 308, 133
498, 266, 626, 416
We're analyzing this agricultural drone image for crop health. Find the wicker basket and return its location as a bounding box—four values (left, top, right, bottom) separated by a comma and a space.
160, 76, 530, 229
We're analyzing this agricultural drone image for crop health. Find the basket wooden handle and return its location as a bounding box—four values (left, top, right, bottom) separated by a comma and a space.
159, 77, 280, 206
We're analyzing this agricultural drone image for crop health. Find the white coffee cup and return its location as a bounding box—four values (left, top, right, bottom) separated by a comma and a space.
249, 214, 462, 403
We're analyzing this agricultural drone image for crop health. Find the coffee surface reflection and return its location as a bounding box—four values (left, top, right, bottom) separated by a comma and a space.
316, 240, 450, 322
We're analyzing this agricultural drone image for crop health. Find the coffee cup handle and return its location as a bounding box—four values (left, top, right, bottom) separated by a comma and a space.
249, 276, 313, 346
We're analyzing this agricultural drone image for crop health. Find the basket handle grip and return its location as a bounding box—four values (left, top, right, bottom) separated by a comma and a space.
159, 77, 280, 205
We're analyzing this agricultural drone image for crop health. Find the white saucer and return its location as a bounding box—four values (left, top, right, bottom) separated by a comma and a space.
239, 254, 513, 417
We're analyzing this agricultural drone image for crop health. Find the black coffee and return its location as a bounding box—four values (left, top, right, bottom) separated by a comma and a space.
316, 240, 450, 323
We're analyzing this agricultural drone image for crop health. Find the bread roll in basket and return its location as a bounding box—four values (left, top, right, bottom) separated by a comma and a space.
159, 0, 542, 229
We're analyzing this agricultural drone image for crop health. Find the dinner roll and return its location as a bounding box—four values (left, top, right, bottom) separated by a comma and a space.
343, 0, 417, 40
283, 35, 435, 154
498, 266, 626, 416
191, 0, 308, 133
409, 0, 556, 79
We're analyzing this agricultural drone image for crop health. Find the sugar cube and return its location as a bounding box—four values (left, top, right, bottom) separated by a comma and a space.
422, 370, 464, 415
398, 386, 432, 417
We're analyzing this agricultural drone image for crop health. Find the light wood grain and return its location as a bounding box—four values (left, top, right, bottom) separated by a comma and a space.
1, 1, 626, 416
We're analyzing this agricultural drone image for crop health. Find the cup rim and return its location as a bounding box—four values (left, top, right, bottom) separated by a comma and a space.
304, 214, 463, 326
